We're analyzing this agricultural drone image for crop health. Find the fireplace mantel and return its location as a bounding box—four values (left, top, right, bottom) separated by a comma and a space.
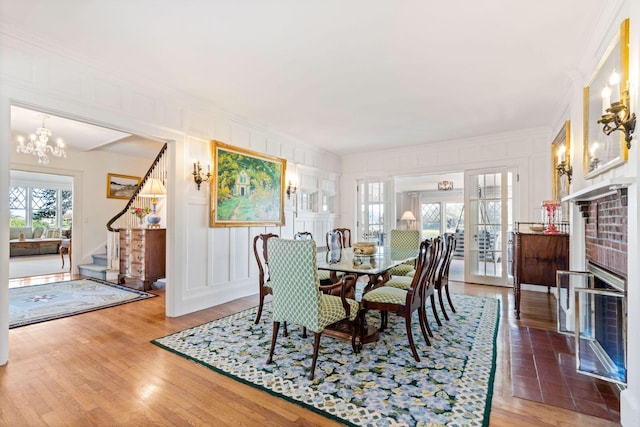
562, 177, 635, 203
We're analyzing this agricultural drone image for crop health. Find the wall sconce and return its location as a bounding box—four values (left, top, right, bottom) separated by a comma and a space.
598, 71, 636, 149
286, 180, 297, 199
192, 161, 211, 191
437, 180, 453, 191
555, 146, 573, 183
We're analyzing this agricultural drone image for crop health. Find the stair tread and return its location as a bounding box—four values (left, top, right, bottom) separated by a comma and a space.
78, 264, 108, 271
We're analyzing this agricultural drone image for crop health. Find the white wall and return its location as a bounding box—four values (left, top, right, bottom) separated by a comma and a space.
0, 27, 341, 365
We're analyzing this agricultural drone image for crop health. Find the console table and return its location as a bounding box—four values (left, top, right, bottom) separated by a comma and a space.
118, 228, 166, 291
511, 232, 569, 319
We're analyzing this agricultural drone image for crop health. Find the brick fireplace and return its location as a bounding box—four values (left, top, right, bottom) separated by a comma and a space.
580, 190, 628, 277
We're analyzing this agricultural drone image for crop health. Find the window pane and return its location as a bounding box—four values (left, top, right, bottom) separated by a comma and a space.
32, 188, 57, 228
420, 203, 440, 238
445, 202, 464, 233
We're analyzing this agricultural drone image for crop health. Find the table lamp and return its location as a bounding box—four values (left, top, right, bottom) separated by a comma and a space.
139, 178, 166, 228
401, 210, 416, 230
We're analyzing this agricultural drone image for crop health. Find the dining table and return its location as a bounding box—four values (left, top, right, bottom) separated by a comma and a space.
316, 245, 419, 345
317, 245, 419, 293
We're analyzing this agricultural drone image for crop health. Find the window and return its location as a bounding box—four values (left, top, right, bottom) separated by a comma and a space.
420, 203, 441, 238
418, 201, 464, 238
9, 185, 72, 229
358, 179, 393, 244
9, 186, 27, 227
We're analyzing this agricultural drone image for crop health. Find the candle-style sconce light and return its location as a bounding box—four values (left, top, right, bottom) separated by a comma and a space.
598, 69, 636, 149
555, 145, 573, 183
286, 180, 297, 199
193, 161, 211, 191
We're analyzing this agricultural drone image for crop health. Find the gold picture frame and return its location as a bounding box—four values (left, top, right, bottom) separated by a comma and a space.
106, 173, 141, 199
583, 18, 629, 178
209, 141, 286, 227
552, 120, 571, 214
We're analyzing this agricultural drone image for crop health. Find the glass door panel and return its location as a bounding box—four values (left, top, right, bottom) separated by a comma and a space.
465, 169, 512, 286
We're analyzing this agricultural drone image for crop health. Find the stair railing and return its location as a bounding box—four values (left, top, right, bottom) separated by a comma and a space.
105, 143, 168, 270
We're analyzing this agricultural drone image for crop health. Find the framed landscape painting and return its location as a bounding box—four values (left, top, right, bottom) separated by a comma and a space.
210, 141, 286, 227
107, 173, 141, 199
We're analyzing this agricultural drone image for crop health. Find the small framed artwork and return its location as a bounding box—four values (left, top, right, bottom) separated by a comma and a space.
210, 140, 286, 227
583, 18, 629, 178
107, 173, 141, 199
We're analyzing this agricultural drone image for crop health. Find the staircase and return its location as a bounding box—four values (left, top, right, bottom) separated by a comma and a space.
78, 252, 118, 281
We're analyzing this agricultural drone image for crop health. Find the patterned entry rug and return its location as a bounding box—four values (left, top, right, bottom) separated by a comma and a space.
9, 278, 156, 328
153, 294, 500, 426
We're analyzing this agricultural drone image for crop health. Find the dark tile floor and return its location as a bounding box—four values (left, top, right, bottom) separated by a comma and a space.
510, 326, 621, 422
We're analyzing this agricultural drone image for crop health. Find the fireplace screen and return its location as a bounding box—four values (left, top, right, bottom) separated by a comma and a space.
575, 264, 627, 385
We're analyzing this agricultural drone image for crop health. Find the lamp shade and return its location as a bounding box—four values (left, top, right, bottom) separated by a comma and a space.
62, 209, 73, 220
139, 178, 166, 197
400, 211, 416, 221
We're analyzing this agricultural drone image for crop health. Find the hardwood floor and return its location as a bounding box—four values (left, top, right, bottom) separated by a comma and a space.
2, 274, 621, 426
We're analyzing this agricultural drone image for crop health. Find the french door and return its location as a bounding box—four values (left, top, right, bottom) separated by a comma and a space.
357, 178, 394, 246
464, 168, 513, 286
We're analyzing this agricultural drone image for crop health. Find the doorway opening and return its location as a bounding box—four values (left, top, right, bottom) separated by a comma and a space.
9, 170, 73, 284
394, 172, 464, 282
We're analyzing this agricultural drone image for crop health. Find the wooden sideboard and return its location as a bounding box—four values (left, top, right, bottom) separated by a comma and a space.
510, 232, 569, 319
118, 228, 166, 291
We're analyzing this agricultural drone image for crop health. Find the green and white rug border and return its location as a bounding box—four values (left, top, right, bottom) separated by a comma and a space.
152, 295, 500, 427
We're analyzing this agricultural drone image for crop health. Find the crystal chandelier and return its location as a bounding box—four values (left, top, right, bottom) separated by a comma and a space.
16, 114, 67, 164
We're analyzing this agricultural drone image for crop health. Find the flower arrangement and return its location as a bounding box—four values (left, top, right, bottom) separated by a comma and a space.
130, 206, 151, 220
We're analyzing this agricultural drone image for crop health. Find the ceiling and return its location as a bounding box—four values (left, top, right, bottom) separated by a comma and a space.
10, 106, 165, 157
1, 1, 604, 156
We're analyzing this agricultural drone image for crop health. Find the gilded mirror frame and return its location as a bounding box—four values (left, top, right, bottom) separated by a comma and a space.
552, 121, 570, 215
583, 18, 629, 179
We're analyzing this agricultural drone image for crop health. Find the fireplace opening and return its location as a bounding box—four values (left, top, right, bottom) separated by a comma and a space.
575, 262, 627, 385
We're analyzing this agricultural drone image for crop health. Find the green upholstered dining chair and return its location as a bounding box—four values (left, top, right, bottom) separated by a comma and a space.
388, 229, 421, 276
266, 238, 360, 380
362, 238, 435, 362
252, 233, 279, 324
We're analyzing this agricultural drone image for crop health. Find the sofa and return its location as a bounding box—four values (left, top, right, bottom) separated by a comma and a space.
9, 227, 63, 257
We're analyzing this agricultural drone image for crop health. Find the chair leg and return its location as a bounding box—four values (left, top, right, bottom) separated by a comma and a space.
404, 314, 420, 362
302, 327, 307, 338
445, 284, 456, 313
267, 321, 280, 364
420, 303, 434, 337
283, 322, 288, 337
309, 332, 322, 380
254, 294, 266, 324
417, 306, 432, 347
438, 288, 450, 321
430, 294, 442, 326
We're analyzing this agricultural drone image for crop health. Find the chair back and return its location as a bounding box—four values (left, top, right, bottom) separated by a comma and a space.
267, 238, 322, 331
390, 229, 421, 250
294, 231, 314, 240
408, 238, 433, 305
332, 228, 352, 248
436, 234, 457, 286
253, 233, 278, 287
428, 236, 444, 286
326, 230, 344, 251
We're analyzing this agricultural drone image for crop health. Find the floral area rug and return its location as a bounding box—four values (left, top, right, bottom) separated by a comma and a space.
9, 278, 156, 328
153, 294, 499, 426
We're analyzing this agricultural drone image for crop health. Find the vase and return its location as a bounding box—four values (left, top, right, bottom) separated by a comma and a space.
138, 216, 145, 227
